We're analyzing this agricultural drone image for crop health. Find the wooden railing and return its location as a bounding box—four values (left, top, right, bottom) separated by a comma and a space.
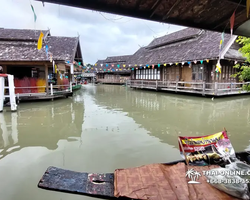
126, 80, 250, 96
97, 79, 128, 84
14, 83, 72, 97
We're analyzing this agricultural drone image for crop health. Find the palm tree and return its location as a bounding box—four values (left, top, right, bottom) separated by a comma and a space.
193, 171, 201, 181
186, 169, 195, 181
186, 169, 201, 183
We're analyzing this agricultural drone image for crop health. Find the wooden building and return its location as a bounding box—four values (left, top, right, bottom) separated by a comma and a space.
92, 55, 131, 84
128, 28, 249, 96
0, 28, 83, 101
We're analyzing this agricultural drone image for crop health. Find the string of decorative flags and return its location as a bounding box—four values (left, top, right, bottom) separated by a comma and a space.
92, 57, 243, 73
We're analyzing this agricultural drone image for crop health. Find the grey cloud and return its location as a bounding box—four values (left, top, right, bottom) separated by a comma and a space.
0, 0, 185, 64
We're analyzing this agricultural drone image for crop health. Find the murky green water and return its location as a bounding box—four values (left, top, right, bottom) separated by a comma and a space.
0, 85, 250, 200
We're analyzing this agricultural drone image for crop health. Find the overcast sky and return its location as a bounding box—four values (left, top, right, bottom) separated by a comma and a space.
0, 0, 185, 64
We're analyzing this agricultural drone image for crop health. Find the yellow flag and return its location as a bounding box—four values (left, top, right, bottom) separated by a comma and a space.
247, 0, 250, 18
216, 62, 221, 73
37, 32, 44, 50
55, 64, 57, 73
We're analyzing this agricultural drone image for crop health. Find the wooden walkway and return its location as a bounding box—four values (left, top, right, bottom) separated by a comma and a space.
127, 80, 250, 96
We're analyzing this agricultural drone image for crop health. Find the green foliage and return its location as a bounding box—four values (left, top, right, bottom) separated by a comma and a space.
233, 36, 250, 91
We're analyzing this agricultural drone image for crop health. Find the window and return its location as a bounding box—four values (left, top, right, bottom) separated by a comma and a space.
192, 64, 203, 81
157, 68, 160, 80
154, 68, 157, 79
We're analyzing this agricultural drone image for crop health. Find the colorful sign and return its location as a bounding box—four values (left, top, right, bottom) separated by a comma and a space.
178, 131, 236, 166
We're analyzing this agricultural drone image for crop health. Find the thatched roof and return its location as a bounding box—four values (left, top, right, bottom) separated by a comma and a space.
129, 28, 245, 66
0, 28, 80, 62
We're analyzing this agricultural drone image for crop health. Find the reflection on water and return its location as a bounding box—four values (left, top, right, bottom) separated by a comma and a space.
92, 85, 250, 151
0, 85, 250, 200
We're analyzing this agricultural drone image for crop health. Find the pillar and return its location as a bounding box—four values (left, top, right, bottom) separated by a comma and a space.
2, 65, 7, 74
45, 64, 49, 94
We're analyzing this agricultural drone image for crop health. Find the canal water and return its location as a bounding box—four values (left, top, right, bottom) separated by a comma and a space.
0, 84, 250, 200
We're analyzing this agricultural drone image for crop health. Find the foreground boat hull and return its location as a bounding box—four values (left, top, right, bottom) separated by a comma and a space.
38, 151, 250, 199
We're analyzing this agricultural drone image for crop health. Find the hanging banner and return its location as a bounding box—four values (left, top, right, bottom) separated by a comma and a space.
178, 131, 235, 166
55, 64, 57, 73
216, 60, 222, 73
31, 4, 37, 22
45, 45, 49, 59
230, 11, 235, 35
70, 64, 74, 74
37, 32, 44, 50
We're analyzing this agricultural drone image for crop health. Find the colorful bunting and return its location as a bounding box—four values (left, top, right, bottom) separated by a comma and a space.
117, 64, 120, 68
123, 65, 126, 67
37, 32, 44, 50
230, 11, 235, 35
182, 62, 185, 65
175, 63, 178, 65
206, 59, 209, 63
187, 62, 191, 65
163, 63, 167, 66
235, 60, 237, 64
158, 64, 160, 67
100, 64, 103, 67
194, 60, 197, 64
200, 60, 203, 64
106, 64, 108, 67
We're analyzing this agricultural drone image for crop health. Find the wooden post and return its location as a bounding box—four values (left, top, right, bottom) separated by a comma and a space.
178, 137, 189, 166
0, 77, 4, 112
70, 81, 72, 92
175, 81, 178, 92
214, 82, 218, 96
45, 64, 49, 94
2, 65, 7, 73
156, 80, 158, 91
8, 75, 17, 112
202, 82, 205, 96
50, 83, 53, 95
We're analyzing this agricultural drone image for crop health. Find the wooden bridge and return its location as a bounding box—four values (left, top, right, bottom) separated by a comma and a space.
127, 80, 250, 96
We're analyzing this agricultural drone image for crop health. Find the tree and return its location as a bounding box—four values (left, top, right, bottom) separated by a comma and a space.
233, 36, 250, 91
